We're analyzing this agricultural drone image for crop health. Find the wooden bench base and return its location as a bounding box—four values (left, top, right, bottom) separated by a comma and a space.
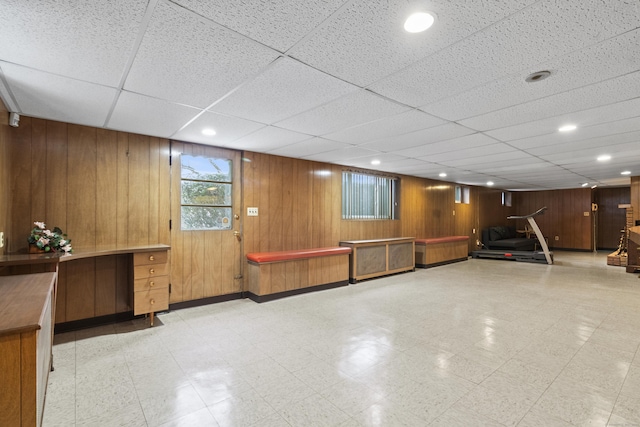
246, 247, 351, 301
415, 236, 469, 268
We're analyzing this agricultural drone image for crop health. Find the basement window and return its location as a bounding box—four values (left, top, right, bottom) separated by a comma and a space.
455, 186, 470, 204
502, 191, 512, 207
180, 154, 233, 230
342, 171, 398, 220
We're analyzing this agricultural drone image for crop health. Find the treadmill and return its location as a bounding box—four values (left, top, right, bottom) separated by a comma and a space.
471, 207, 553, 265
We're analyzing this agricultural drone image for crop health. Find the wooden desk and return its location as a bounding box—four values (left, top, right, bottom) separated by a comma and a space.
0, 272, 57, 427
0, 245, 170, 327
339, 238, 415, 283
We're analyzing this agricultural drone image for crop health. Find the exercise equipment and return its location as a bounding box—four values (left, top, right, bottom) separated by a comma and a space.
471, 207, 553, 265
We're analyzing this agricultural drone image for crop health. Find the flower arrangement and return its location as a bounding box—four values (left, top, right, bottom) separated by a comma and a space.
28, 221, 73, 253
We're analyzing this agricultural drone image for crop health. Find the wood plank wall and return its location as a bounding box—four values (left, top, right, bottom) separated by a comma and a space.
242, 152, 481, 258
0, 101, 8, 256
6, 117, 170, 322
632, 176, 640, 224
595, 187, 630, 249
512, 188, 593, 250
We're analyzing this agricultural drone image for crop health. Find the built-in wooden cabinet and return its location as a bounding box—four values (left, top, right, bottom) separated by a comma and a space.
132, 250, 169, 326
340, 237, 415, 283
0, 272, 57, 427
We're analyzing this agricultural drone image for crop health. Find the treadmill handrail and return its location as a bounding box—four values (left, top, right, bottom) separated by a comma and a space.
507, 206, 547, 220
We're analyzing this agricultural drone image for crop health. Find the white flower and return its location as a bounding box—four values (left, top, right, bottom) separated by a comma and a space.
38, 237, 50, 246
43, 229, 54, 237
34, 221, 46, 229
59, 239, 67, 245
62, 244, 72, 253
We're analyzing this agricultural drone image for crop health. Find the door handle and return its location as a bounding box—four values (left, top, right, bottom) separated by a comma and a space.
233, 230, 241, 241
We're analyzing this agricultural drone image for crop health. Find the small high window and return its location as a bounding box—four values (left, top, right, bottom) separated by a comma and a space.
455, 186, 470, 204
342, 171, 398, 220
502, 191, 512, 207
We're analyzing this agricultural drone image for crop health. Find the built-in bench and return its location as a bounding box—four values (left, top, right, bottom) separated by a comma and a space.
415, 236, 469, 268
246, 247, 352, 302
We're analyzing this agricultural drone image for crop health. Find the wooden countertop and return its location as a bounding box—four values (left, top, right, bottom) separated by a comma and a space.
0, 272, 57, 336
0, 244, 171, 267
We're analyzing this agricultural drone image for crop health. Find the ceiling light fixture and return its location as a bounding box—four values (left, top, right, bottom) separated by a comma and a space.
597, 154, 611, 162
591, 185, 598, 189
525, 70, 551, 83
371, 160, 381, 165
487, 181, 494, 186
581, 183, 589, 187
558, 124, 577, 132
404, 12, 436, 33
202, 128, 216, 136
439, 172, 447, 177
621, 171, 631, 175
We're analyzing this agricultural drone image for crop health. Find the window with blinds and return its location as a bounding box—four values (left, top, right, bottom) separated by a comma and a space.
342, 171, 398, 220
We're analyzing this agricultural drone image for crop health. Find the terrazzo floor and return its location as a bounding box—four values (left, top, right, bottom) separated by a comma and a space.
42, 251, 640, 426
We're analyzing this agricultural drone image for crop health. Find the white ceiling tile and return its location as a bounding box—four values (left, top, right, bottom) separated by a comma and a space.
108, 91, 199, 138
301, 146, 381, 163
1, 62, 117, 127
209, 57, 357, 124
228, 126, 312, 152
0, 0, 148, 86
171, 0, 347, 52
360, 123, 475, 152
524, 131, 640, 157
420, 31, 640, 122
509, 116, 640, 150
486, 98, 640, 142
394, 133, 498, 158
267, 138, 353, 158
124, 1, 280, 108
416, 142, 517, 163
436, 150, 533, 168
172, 110, 266, 146
289, 0, 536, 86
324, 110, 447, 144
369, 0, 639, 107
459, 71, 640, 131
274, 90, 409, 135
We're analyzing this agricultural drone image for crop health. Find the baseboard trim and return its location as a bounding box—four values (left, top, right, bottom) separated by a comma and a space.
246, 280, 349, 303
416, 257, 468, 269
169, 292, 244, 311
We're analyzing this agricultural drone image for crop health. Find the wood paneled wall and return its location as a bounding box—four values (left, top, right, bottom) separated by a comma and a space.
632, 176, 640, 224
242, 153, 482, 257
513, 188, 593, 250
6, 117, 170, 322
0, 101, 8, 256
595, 187, 630, 249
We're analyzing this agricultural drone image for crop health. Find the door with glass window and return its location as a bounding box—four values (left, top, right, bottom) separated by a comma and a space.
170, 141, 242, 303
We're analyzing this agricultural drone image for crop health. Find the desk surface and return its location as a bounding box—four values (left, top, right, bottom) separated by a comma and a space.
0, 244, 171, 267
0, 272, 57, 336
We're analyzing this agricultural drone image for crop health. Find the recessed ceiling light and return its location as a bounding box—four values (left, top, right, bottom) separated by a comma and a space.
487, 181, 494, 186
202, 128, 216, 136
558, 124, 577, 132
621, 171, 631, 175
597, 154, 611, 162
404, 12, 436, 33
371, 160, 381, 165
581, 182, 589, 187
439, 172, 447, 177
525, 70, 551, 83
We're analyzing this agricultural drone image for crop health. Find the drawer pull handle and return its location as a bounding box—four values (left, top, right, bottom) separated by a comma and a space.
150, 299, 155, 305
149, 255, 155, 261
149, 268, 155, 274
149, 281, 155, 287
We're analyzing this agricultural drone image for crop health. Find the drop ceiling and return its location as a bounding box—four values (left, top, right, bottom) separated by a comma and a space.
0, 0, 638, 190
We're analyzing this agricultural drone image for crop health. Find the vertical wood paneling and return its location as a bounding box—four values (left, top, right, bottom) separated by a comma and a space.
630, 176, 640, 224
95, 256, 116, 316
96, 129, 118, 248
30, 119, 47, 222
65, 258, 95, 321
116, 133, 129, 247
0, 101, 9, 256
67, 125, 97, 251
128, 134, 150, 246
8, 116, 33, 253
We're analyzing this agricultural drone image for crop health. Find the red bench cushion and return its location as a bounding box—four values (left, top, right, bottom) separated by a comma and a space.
247, 247, 352, 263
415, 236, 469, 245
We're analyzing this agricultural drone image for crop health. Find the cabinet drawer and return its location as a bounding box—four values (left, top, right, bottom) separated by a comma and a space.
134, 275, 169, 292
134, 251, 168, 266
133, 263, 168, 279
134, 288, 169, 315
